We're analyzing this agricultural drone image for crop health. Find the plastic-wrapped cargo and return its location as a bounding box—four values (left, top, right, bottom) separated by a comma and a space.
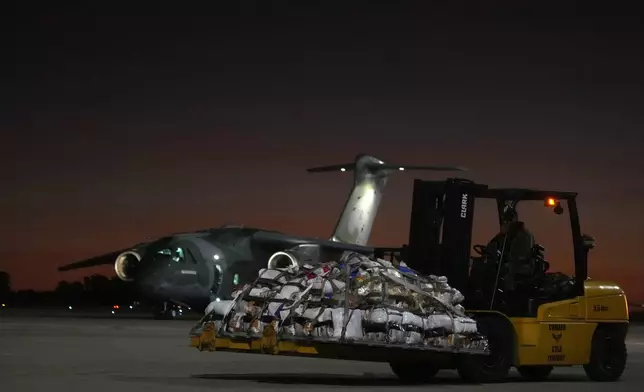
201, 251, 486, 350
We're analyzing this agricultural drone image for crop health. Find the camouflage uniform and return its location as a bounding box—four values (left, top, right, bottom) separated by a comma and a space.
486, 221, 535, 290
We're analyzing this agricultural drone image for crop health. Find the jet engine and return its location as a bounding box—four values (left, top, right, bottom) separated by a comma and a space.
267, 251, 299, 271
114, 251, 142, 282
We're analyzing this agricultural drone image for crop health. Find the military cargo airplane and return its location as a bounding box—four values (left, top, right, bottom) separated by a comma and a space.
59, 154, 465, 318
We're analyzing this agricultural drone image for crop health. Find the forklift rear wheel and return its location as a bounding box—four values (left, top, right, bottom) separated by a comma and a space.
517, 365, 553, 381
457, 316, 512, 383
389, 362, 440, 383
583, 326, 627, 382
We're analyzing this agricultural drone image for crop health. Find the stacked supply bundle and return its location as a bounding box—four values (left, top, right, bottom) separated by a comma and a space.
202, 251, 487, 351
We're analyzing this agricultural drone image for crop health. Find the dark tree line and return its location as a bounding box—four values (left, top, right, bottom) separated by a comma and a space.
0, 271, 10, 303
0, 271, 139, 307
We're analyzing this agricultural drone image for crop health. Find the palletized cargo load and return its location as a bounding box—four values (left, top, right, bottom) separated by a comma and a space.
190, 251, 489, 359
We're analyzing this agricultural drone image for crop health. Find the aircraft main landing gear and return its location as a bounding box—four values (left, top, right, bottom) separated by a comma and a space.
152, 302, 177, 320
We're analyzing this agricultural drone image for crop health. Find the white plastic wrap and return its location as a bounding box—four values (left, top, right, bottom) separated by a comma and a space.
423, 314, 453, 330
388, 329, 405, 343
433, 291, 453, 304
331, 308, 363, 339
277, 284, 301, 300
301, 307, 332, 322
454, 317, 477, 334
451, 288, 465, 305
204, 299, 235, 316
405, 331, 424, 345
258, 268, 288, 284
368, 307, 403, 325
308, 277, 346, 295
402, 312, 424, 329
420, 282, 434, 291
250, 287, 271, 297
267, 302, 304, 320
311, 324, 334, 338
375, 258, 395, 268
360, 259, 384, 269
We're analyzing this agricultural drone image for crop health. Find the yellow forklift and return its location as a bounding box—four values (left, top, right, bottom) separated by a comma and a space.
190, 178, 629, 383
395, 178, 629, 382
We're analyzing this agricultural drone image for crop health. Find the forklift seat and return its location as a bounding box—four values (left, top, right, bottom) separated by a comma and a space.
529, 244, 550, 279
466, 243, 551, 313
509, 244, 549, 289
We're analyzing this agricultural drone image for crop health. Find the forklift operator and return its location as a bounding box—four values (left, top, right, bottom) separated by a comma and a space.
486, 209, 535, 290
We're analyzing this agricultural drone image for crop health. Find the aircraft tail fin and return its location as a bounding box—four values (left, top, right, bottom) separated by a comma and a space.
307, 154, 467, 246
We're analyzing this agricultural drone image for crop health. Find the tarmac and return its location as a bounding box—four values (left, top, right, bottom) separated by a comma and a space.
1, 313, 643, 392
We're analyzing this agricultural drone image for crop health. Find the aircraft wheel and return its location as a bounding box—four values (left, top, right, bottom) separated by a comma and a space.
389, 362, 440, 383
152, 303, 176, 320
583, 326, 627, 382
517, 365, 553, 381
457, 316, 512, 383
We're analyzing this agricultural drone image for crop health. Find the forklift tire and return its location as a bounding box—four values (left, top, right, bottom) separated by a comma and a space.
389, 362, 440, 383
457, 316, 513, 383
583, 325, 627, 382
517, 365, 553, 381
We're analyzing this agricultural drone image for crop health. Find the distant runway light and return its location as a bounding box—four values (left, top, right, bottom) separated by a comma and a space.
68, 306, 72, 310
399, 167, 405, 171
129, 305, 133, 309
340, 168, 346, 172
111, 310, 115, 314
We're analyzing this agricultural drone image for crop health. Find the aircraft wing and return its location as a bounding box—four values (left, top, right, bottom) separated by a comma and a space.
252, 230, 374, 254
57, 243, 150, 272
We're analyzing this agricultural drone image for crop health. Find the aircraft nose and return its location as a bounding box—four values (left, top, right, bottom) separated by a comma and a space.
135, 265, 166, 300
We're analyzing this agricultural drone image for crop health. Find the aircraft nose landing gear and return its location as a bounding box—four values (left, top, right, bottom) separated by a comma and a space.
153, 301, 177, 320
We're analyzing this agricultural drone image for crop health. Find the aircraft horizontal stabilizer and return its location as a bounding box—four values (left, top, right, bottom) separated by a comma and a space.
306, 154, 467, 173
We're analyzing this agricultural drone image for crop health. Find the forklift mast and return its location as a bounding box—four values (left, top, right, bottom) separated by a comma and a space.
406, 178, 488, 293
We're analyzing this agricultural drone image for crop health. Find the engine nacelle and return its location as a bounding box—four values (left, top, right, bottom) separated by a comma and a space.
267, 251, 299, 271
114, 251, 142, 282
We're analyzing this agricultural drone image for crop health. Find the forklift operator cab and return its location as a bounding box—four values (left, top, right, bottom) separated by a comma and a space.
479, 208, 536, 292
402, 178, 628, 383
468, 203, 571, 315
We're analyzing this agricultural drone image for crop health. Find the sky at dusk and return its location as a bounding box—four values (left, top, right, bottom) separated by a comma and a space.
3, 4, 643, 302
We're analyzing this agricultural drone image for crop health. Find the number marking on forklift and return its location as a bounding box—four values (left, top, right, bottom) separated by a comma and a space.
592, 304, 609, 312
547, 354, 566, 362
551, 345, 563, 353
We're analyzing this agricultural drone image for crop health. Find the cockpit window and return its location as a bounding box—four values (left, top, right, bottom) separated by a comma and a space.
156, 247, 186, 263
